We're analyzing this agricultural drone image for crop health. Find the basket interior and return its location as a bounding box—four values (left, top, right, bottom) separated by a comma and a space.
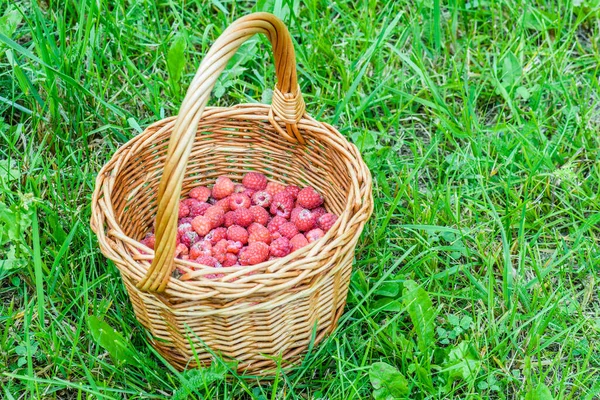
110, 110, 352, 242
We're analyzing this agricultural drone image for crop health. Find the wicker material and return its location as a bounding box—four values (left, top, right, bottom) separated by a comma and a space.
90, 12, 373, 374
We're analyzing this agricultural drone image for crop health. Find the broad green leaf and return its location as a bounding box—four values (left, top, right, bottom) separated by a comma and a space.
443, 341, 481, 383
525, 383, 553, 400
403, 280, 435, 353
0, 7, 22, 39
374, 282, 402, 297
167, 33, 187, 91
371, 298, 403, 313
501, 51, 521, 87
369, 362, 409, 399
88, 316, 136, 366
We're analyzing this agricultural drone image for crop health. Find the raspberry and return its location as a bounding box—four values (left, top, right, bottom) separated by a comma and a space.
242, 189, 256, 199
140, 234, 155, 249
265, 182, 285, 197
290, 233, 309, 251
311, 207, 327, 220
279, 222, 299, 239
252, 191, 272, 208
305, 228, 325, 243
270, 192, 294, 218
271, 231, 282, 241
222, 253, 238, 267
227, 225, 249, 244
270, 237, 291, 257
212, 176, 235, 199
293, 208, 316, 232
180, 231, 200, 248
248, 224, 271, 245
191, 216, 212, 236
267, 216, 287, 233
239, 242, 269, 265
175, 243, 189, 257
205, 227, 227, 245
194, 255, 220, 268
249, 205, 270, 226
318, 213, 338, 232
297, 187, 323, 209
177, 222, 193, 237
242, 172, 268, 191
178, 217, 193, 225
229, 193, 251, 210
226, 240, 243, 254
189, 186, 211, 202
205, 206, 225, 228
247, 222, 263, 235
190, 240, 213, 259
233, 208, 253, 227
178, 201, 190, 218
189, 201, 210, 217
290, 206, 303, 222
234, 184, 246, 193
215, 197, 231, 212
224, 211, 236, 227
285, 185, 300, 199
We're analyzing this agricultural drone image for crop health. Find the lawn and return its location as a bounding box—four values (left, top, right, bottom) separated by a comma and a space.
1, 0, 600, 398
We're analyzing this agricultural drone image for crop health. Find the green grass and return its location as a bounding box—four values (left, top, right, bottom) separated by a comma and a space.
1, 0, 600, 398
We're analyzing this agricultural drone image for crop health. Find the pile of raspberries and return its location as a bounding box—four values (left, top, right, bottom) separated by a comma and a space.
140, 172, 338, 275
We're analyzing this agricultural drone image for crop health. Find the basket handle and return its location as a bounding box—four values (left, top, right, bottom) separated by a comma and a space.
138, 12, 305, 292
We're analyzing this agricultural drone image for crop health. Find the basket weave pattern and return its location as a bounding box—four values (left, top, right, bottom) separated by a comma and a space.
91, 13, 373, 373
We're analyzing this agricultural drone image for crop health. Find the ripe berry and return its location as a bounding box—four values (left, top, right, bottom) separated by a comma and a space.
215, 197, 231, 212
212, 239, 229, 261
297, 187, 323, 209
194, 255, 219, 268
229, 193, 251, 210
180, 231, 200, 248
270, 192, 294, 218
189, 186, 211, 202
270, 237, 291, 257
305, 228, 325, 243
243, 189, 256, 199
178, 202, 190, 218
293, 208, 316, 232
318, 213, 338, 232
205, 227, 227, 245
177, 222, 193, 237
242, 172, 268, 191
271, 231, 282, 241
222, 253, 238, 267
239, 242, 269, 265
224, 211, 236, 227
205, 206, 225, 228
140, 234, 155, 249
311, 206, 327, 220
178, 217, 193, 225
190, 240, 213, 259
227, 225, 249, 244
248, 224, 271, 245
226, 240, 243, 254
234, 184, 246, 193
212, 176, 235, 199
285, 185, 300, 199
247, 222, 263, 235
233, 208, 253, 227
265, 182, 286, 196
191, 216, 212, 236
279, 222, 299, 239
188, 200, 210, 217
249, 205, 269, 226
175, 243, 189, 257
252, 191, 272, 207
267, 216, 287, 233
290, 233, 309, 251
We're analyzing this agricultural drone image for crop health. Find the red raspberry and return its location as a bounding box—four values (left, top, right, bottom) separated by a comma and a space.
234, 184, 246, 193
177, 222, 193, 237
215, 197, 231, 212
190, 240, 213, 259
290, 233, 309, 251
212, 176, 234, 199
175, 243, 189, 257
242, 172, 268, 191
285, 185, 300, 199
271, 231, 282, 241
252, 191, 272, 208
305, 228, 325, 243
178, 217, 193, 225
227, 225, 249, 244
194, 255, 220, 268
290, 206, 303, 222
189, 186, 211, 202
270, 192, 294, 218
178, 201, 190, 218
226, 240, 243, 254
293, 208, 316, 232
265, 182, 286, 197
180, 231, 200, 248
191, 216, 212, 236
140, 234, 155, 249
229, 193, 251, 210
233, 208, 253, 227
239, 242, 269, 265
205, 206, 225, 228
318, 213, 338, 232
267, 216, 287, 233
270, 237, 291, 257
297, 187, 323, 209
279, 222, 299, 239
189, 201, 210, 217
243, 189, 256, 199
247, 222, 263, 235
249, 205, 270, 226
224, 211, 236, 227
222, 253, 238, 267
205, 227, 227, 245
311, 206, 327, 220
212, 239, 229, 263
248, 224, 271, 245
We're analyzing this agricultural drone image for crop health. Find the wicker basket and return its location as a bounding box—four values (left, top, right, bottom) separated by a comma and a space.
90, 12, 373, 374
